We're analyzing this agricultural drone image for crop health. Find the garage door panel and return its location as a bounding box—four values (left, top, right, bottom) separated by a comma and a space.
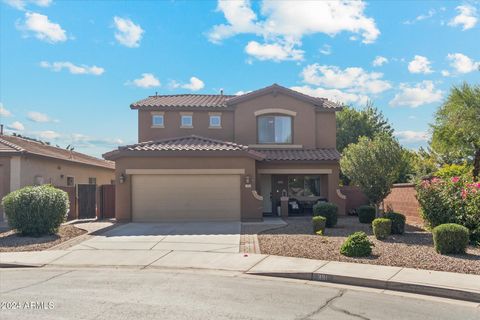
132, 174, 241, 222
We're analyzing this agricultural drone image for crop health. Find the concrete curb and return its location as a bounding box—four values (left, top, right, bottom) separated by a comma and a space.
248, 271, 480, 303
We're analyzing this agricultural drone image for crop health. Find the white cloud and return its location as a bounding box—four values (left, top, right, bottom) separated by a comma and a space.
245, 41, 304, 61
40, 61, 104, 75
170, 77, 205, 91
113, 16, 144, 48
208, 0, 379, 61
446, 53, 479, 73
38, 130, 60, 139
17, 12, 67, 43
3, 0, 52, 10
27, 111, 55, 123
301, 64, 391, 95
448, 5, 478, 30
408, 55, 433, 74
395, 130, 430, 143
389, 81, 443, 108
441, 70, 450, 77
403, 9, 436, 25
7, 121, 25, 131
0, 103, 12, 117
234, 90, 251, 95
181, 77, 205, 91
127, 73, 160, 88
71, 133, 123, 147
291, 85, 369, 105
372, 56, 388, 67
319, 44, 332, 55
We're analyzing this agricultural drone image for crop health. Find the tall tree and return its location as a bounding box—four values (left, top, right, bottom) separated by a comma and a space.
431, 83, 480, 181
340, 133, 403, 214
336, 103, 393, 153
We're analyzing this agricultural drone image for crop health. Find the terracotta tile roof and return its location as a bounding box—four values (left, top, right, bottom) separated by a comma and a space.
115, 135, 263, 158
255, 148, 341, 161
0, 135, 115, 169
131, 94, 235, 109
130, 84, 342, 110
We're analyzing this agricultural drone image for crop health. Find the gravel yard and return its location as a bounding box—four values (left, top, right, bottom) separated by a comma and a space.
258, 216, 480, 275
0, 225, 87, 252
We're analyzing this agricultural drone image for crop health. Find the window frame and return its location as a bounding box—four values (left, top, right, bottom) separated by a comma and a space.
88, 177, 97, 185
209, 114, 222, 128
151, 114, 164, 127
287, 175, 321, 198
180, 114, 193, 128
257, 114, 293, 144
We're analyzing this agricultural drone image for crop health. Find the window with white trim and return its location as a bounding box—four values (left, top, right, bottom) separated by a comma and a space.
209, 115, 221, 128
152, 114, 164, 127
181, 115, 193, 127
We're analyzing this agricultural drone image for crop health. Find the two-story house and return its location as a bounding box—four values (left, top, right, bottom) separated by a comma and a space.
104, 84, 346, 222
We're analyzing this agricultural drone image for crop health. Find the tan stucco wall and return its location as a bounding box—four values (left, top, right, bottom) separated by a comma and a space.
138, 110, 235, 143
316, 112, 336, 148
256, 161, 345, 215
232, 92, 317, 148
19, 156, 114, 188
0, 156, 11, 219
136, 93, 337, 149
114, 156, 263, 222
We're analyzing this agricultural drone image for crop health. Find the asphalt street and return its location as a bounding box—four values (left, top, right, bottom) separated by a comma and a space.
0, 267, 479, 320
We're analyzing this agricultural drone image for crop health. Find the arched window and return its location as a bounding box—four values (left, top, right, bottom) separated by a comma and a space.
257, 115, 292, 144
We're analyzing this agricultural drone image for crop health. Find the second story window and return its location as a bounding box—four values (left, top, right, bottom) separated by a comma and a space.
258, 115, 292, 144
181, 114, 193, 128
152, 114, 164, 127
209, 115, 221, 128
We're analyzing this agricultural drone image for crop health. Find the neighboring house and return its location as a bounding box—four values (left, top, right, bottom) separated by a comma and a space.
104, 84, 346, 222
0, 134, 115, 220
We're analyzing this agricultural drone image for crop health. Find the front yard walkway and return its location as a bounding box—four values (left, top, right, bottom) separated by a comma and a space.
258, 216, 480, 275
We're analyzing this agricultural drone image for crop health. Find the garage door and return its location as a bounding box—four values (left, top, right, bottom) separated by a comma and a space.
132, 174, 241, 222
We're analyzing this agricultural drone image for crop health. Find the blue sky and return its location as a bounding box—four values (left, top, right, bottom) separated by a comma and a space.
0, 0, 479, 158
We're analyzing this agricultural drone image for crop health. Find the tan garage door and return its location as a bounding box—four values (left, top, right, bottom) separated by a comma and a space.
132, 174, 241, 222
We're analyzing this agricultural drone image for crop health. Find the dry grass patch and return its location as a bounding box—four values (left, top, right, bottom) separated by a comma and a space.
0, 225, 87, 252
258, 216, 480, 275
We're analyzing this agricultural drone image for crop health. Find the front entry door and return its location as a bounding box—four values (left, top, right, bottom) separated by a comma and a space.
271, 175, 288, 215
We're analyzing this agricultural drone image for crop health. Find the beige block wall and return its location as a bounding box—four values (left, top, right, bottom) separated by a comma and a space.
114, 156, 263, 222
20, 156, 115, 187
138, 110, 235, 143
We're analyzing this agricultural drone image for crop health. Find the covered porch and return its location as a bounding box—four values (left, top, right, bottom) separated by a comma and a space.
256, 164, 346, 217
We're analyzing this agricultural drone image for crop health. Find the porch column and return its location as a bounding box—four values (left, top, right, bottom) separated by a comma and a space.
280, 196, 289, 218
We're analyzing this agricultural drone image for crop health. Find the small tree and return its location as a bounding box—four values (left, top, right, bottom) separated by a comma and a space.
340, 133, 403, 214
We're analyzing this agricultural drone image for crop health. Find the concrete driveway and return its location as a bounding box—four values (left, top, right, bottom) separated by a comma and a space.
68, 222, 241, 253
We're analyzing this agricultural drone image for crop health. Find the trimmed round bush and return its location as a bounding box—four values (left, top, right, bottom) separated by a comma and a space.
340, 231, 374, 257
357, 205, 376, 224
372, 218, 391, 240
313, 202, 338, 227
384, 212, 406, 235
312, 216, 326, 235
2, 185, 69, 236
432, 223, 469, 254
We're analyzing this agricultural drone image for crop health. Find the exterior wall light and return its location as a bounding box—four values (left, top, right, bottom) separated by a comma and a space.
119, 173, 127, 184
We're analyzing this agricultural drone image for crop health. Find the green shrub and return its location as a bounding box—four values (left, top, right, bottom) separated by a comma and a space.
385, 212, 406, 234
312, 216, 326, 235
313, 202, 338, 227
2, 185, 69, 236
372, 218, 391, 240
432, 223, 469, 254
340, 231, 374, 257
416, 177, 480, 244
357, 205, 376, 224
